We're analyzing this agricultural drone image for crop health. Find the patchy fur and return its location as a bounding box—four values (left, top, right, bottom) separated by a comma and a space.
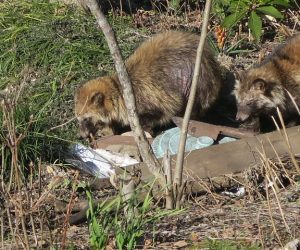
233, 34, 300, 126
75, 31, 222, 139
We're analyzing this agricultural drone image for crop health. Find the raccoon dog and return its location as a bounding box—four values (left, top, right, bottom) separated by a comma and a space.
233, 34, 300, 128
75, 31, 222, 139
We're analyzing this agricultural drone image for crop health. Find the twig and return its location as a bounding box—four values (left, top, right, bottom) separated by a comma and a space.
265, 178, 283, 247
257, 208, 264, 249
1, 144, 5, 192
6, 206, 16, 248
120, 170, 141, 217
285, 88, 300, 116
267, 138, 296, 186
258, 144, 291, 234
174, 0, 212, 201
48, 97, 88, 132
0, 215, 4, 250
163, 150, 174, 209
61, 171, 79, 250
276, 108, 300, 173
38, 158, 42, 197
16, 234, 26, 250
85, 0, 163, 182
193, 176, 223, 203
225, 174, 257, 195
258, 143, 280, 192
268, 176, 291, 235
47, 117, 77, 132
267, 159, 285, 188
14, 195, 30, 250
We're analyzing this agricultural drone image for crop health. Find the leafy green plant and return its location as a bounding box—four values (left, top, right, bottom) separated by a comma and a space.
87, 190, 112, 249
168, 0, 181, 12
208, 32, 255, 56
214, 0, 290, 41
87, 188, 181, 250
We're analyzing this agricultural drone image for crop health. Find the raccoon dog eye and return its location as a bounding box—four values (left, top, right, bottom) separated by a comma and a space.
96, 121, 105, 127
82, 117, 92, 124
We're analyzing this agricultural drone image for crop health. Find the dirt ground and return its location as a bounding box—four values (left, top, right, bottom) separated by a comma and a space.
2, 153, 298, 249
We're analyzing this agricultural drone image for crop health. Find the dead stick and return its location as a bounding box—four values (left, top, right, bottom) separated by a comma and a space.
163, 150, 174, 209
276, 107, 300, 173
174, 0, 213, 191
85, 0, 163, 182
61, 172, 79, 249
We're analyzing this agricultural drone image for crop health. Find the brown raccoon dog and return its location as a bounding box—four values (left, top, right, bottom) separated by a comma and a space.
75, 31, 222, 139
233, 34, 300, 129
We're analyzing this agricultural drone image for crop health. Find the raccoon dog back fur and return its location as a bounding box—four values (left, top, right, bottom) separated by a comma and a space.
233, 34, 300, 127
75, 31, 222, 139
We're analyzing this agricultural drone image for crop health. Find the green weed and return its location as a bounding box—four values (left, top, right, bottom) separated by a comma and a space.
87, 188, 181, 250
213, 0, 290, 42
191, 238, 261, 250
208, 32, 255, 56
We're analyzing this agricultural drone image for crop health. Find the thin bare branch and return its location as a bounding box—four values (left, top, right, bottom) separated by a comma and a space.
285, 88, 300, 116
163, 150, 174, 209
276, 108, 300, 173
85, 0, 162, 181
174, 0, 213, 187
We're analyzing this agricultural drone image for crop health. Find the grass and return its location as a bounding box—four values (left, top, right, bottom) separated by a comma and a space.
0, 0, 141, 143
192, 239, 261, 250
86, 188, 181, 250
0, 0, 143, 164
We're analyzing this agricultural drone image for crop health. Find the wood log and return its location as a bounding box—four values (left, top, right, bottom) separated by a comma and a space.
118, 125, 300, 188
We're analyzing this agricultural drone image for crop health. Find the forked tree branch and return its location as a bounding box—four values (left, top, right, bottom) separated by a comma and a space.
85, 0, 162, 180
174, 0, 213, 186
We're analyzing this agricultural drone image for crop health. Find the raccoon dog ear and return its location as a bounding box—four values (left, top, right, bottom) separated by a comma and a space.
251, 78, 266, 92
91, 92, 104, 105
